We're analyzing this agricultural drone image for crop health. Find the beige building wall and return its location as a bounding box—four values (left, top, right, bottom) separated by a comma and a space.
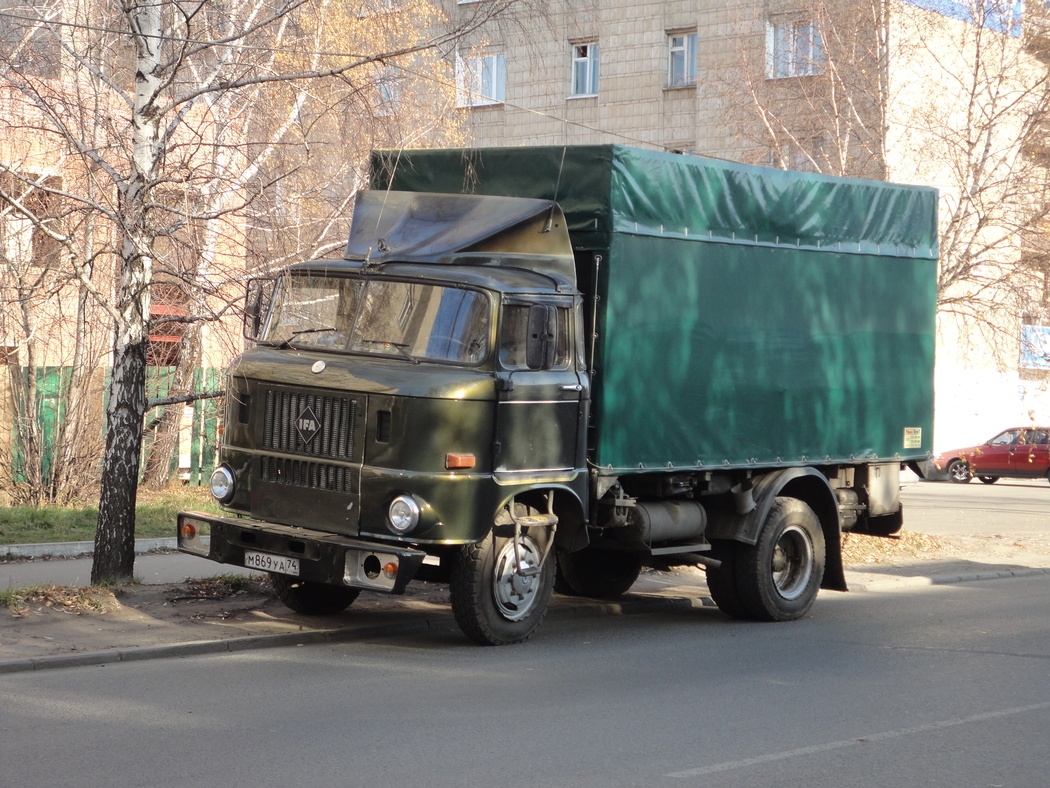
447, 0, 712, 152
441, 0, 1050, 450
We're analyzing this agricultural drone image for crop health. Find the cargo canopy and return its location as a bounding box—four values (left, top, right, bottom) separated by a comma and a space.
371, 145, 938, 260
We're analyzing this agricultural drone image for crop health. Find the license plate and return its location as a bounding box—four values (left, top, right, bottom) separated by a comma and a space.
244, 550, 300, 576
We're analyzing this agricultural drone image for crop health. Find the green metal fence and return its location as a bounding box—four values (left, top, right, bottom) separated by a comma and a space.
10, 366, 222, 488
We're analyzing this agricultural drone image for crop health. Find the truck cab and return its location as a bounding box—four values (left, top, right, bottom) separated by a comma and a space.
179, 191, 590, 644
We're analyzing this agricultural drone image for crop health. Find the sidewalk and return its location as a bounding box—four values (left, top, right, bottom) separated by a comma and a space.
2, 537, 1049, 674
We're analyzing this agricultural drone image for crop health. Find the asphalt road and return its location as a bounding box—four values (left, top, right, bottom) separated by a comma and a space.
1, 572, 1048, 787
901, 478, 1050, 536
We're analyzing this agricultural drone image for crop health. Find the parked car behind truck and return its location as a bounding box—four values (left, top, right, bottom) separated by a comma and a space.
933, 427, 1050, 483
178, 145, 938, 645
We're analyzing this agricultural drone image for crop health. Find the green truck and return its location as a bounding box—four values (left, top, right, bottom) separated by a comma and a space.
178, 145, 937, 645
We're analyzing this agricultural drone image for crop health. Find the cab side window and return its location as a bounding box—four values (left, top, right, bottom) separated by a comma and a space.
500, 304, 570, 370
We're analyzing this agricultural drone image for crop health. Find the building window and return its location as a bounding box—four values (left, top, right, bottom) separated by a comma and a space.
148, 283, 188, 367
667, 32, 697, 88
0, 173, 64, 269
357, 0, 400, 12
0, 2, 62, 79
375, 66, 400, 116
570, 42, 599, 97
771, 136, 826, 173
766, 17, 824, 78
456, 50, 506, 106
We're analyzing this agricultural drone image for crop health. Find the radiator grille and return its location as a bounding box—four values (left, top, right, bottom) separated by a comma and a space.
259, 456, 357, 494
261, 389, 358, 460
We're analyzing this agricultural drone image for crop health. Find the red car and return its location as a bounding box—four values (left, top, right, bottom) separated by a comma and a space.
933, 427, 1050, 483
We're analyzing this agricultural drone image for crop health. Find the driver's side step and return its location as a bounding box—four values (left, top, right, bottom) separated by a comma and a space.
514, 514, 559, 528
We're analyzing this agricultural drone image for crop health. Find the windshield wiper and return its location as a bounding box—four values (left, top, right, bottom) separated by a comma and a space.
360, 338, 420, 365
278, 327, 337, 349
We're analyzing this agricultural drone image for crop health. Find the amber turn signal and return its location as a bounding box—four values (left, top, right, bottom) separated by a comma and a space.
445, 452, 476, 470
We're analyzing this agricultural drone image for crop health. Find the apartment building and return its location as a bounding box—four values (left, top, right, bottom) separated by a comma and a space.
444, 0, 1050, 448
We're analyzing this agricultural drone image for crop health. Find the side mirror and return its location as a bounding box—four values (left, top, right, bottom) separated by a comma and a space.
525, 305, 557, 370
243, 278, 275, 341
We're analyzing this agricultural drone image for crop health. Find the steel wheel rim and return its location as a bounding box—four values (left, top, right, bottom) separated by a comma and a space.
492, 535, 542, 621
770, 524, 814, 600
950, 462, 969, 481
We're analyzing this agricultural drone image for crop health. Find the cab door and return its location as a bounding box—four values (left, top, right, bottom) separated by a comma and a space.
494, 300, 584, 476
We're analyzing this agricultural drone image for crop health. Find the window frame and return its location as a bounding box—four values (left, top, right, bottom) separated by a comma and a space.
766, 16, 824, 79
456, 49, 506, 107
569, 41, 599, 98
375, 65, 401, 116
667, 31, 698, 89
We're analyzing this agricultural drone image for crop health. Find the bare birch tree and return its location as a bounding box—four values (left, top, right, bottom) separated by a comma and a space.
0, 0, 519, 582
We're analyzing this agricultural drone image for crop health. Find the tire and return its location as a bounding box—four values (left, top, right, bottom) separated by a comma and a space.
734, 497, 825, 622
556, 547, 643, 599
450, 526, 556, 646
947, 459, 972, 483
978, 475, 999, 484
704, 539, 748, 619
270, 574, 360, 615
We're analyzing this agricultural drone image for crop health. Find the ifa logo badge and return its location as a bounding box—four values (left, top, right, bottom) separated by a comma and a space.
295, 405, 322, 444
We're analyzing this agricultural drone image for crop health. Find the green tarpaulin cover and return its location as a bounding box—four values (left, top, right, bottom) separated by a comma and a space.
372, 145, 937, 471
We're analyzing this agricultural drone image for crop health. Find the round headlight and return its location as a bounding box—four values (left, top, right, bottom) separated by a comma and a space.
388, 495, 420, 534
210, 466, 235, 503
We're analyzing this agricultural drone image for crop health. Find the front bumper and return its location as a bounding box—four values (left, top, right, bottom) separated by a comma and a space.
177, 511, 425, 594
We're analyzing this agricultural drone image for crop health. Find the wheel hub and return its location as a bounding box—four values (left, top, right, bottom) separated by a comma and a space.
770, 524, 814, 600
493, 536, 542, 621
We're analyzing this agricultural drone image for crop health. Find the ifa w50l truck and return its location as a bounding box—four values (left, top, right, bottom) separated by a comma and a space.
178, 145, 937, 645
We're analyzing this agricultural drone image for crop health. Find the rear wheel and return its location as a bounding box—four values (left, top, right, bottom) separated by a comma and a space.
978, 475, 999, 484
734, 497, 825, 622
557, 547, 643, 599
704, 539, 747, 619
270, 574, 359, 615
947, 459, 972, 483
450, 525, 555, 646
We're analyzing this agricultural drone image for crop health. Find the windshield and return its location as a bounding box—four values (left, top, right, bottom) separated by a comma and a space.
261, 274, 491, 365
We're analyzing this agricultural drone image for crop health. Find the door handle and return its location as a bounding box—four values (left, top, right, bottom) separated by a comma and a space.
561, 384, 583, 392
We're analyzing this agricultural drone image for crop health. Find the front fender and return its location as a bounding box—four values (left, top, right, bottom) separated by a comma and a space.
493, 481, 589, 552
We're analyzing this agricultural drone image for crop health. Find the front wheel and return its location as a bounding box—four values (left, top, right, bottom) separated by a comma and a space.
734, 497, 825, 622
270, 574, 360, 615
450, 526, 555, 646
947, 459, 972, 483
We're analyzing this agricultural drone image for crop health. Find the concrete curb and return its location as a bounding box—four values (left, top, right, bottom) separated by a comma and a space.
848, 566, 1049, 591
1, 537, 186, 559
0, 593, 709, 675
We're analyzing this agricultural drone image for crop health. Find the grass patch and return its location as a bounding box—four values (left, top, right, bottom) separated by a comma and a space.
0, 486, 221, 546
0, 584, 112, 616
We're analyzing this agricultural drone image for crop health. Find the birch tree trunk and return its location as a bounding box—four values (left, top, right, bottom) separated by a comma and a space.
92, 1, 163, 583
